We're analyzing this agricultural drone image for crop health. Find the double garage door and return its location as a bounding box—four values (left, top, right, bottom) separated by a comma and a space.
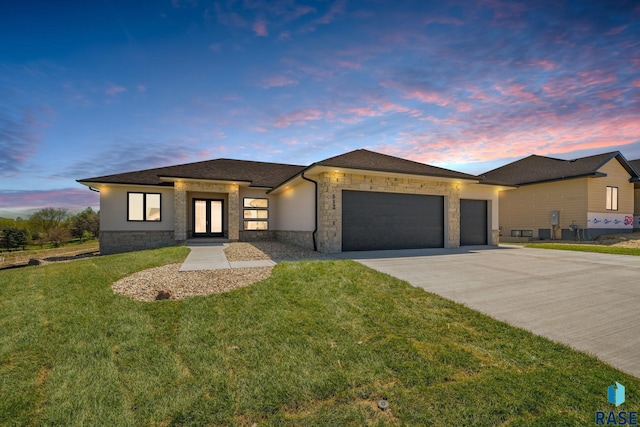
342, 190, 487, 251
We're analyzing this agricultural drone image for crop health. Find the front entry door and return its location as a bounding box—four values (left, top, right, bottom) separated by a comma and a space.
193, 199, 224, 237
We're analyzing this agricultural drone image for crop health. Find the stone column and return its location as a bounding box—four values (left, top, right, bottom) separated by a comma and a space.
491, 229, 500, 245
228, 184, 240, 241
174, 181, 187, 241
447, 184, 461, 248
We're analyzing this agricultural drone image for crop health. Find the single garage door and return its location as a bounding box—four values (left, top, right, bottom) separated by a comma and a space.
342, 190, 444, 251
460, 199, 487, 245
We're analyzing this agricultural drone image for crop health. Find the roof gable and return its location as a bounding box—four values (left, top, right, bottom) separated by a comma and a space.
482, 151, 639, 186
313, 149, 478, 180
79, 159, 306, 188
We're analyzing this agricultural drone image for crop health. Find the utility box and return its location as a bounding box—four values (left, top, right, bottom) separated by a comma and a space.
550, 211, 560, 226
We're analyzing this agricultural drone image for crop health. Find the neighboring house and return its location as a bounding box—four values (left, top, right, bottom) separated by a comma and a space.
78, 149, 505, 254
482, 151, 639, 241
628, 159, 640, 230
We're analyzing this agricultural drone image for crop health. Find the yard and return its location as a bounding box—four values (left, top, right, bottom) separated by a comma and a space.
1, 246, 638, 426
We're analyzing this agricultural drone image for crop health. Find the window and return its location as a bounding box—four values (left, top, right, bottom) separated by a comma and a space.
511, 230, 533, 237
606, 186, 618, 211
243, 198, 268, 230
128, 192, 161, 221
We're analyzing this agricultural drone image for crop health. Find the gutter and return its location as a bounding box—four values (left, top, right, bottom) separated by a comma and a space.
301, 171, 318, 251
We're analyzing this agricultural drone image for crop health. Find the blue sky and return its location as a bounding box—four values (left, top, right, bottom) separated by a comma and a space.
1, 0, 639, 216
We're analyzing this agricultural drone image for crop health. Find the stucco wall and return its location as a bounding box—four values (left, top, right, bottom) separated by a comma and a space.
314, 171, 461, 253
273, 180, 315, 231
100, 185, 174, 231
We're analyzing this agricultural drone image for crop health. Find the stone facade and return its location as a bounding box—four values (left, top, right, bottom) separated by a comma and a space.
275, 231, 315, 250
315, 172, 461, 253
239, 230, 277, 241
100, 231, 177, 255
174, 180, 240, 241
491, 229, 500, 245
239, 230, 314, 251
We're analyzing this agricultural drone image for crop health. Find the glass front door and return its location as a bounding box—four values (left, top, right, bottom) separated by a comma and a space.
193, 199, 223, 236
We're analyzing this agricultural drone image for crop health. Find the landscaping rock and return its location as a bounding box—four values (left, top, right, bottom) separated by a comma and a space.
155, 290, 172, 300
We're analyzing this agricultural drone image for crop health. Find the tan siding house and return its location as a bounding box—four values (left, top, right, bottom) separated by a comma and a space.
484, 152, 639, 241
627, 159, 640, 230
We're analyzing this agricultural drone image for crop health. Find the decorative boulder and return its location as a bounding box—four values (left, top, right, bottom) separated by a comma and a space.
155, 290, 172, 300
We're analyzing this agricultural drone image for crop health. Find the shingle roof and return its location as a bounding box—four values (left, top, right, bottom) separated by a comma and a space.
313, 149, 478, 180
78, 159, 306, 188
79, 149, 481, 189
629, 159, 640, 174
481, 151, 638, 186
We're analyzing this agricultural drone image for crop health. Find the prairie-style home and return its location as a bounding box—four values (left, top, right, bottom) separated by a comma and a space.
78, 149, 506, 254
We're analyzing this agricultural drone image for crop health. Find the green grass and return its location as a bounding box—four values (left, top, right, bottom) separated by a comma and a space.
1, 246, 638, 426
524, 242, 640, 256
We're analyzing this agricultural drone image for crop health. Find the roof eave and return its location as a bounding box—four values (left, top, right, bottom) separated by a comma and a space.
76, 180, 172, 188
516, 172, 603, 186
158, 176, 253, 186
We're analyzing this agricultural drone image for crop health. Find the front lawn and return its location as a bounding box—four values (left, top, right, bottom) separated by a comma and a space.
524, 242, 640, 256
1, 246, 637, 426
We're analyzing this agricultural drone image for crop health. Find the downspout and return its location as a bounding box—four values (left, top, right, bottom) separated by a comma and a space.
301, 171, 318, 251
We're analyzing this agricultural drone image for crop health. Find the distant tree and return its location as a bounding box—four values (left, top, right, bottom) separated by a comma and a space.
47, 226, 71, 248
0, 227, 29, 251
69, 208, 100, 241
29, 208, 71, 247
30, 208, 69, 233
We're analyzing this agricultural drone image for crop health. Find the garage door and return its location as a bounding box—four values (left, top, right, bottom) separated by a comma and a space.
460, 199, 487, 245
342, 190, 444, 251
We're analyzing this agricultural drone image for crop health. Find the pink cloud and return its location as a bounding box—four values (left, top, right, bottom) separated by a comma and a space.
493, 83, 540, 103
348, 106, 381, 117
403, 89, 451, 107
375, 108, 640, 167
528, 59, 557, 71
274, 108, 323, 127
337, 60, 361, 70
577, 70, 617, 86
279, 32, 291, 40
631, 80, 640, 87
606, 26, 628, 36
597, 89, 623, 100
456, 102, 472, 112
0, 188, 99, 210
261, 75, 298, 89
253, 19, 268, 36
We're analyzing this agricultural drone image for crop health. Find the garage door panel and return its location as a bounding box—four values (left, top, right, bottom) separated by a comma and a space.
460, 199, 487, 246
342, 190, 444, 251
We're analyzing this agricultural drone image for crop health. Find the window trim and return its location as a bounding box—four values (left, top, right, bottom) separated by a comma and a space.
606, 186, 619, 211
127, 192, 162, 222
243, 197, 269, 230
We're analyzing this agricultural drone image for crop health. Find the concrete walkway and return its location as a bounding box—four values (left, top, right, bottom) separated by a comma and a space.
179, 242, 275, 271
337, 245, 640, 378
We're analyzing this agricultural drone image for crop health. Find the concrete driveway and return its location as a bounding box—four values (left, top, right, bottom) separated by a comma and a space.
339, 245, 640, 378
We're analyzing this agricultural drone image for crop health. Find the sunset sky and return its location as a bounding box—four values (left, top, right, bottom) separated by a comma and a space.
1, 0, 639, 216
